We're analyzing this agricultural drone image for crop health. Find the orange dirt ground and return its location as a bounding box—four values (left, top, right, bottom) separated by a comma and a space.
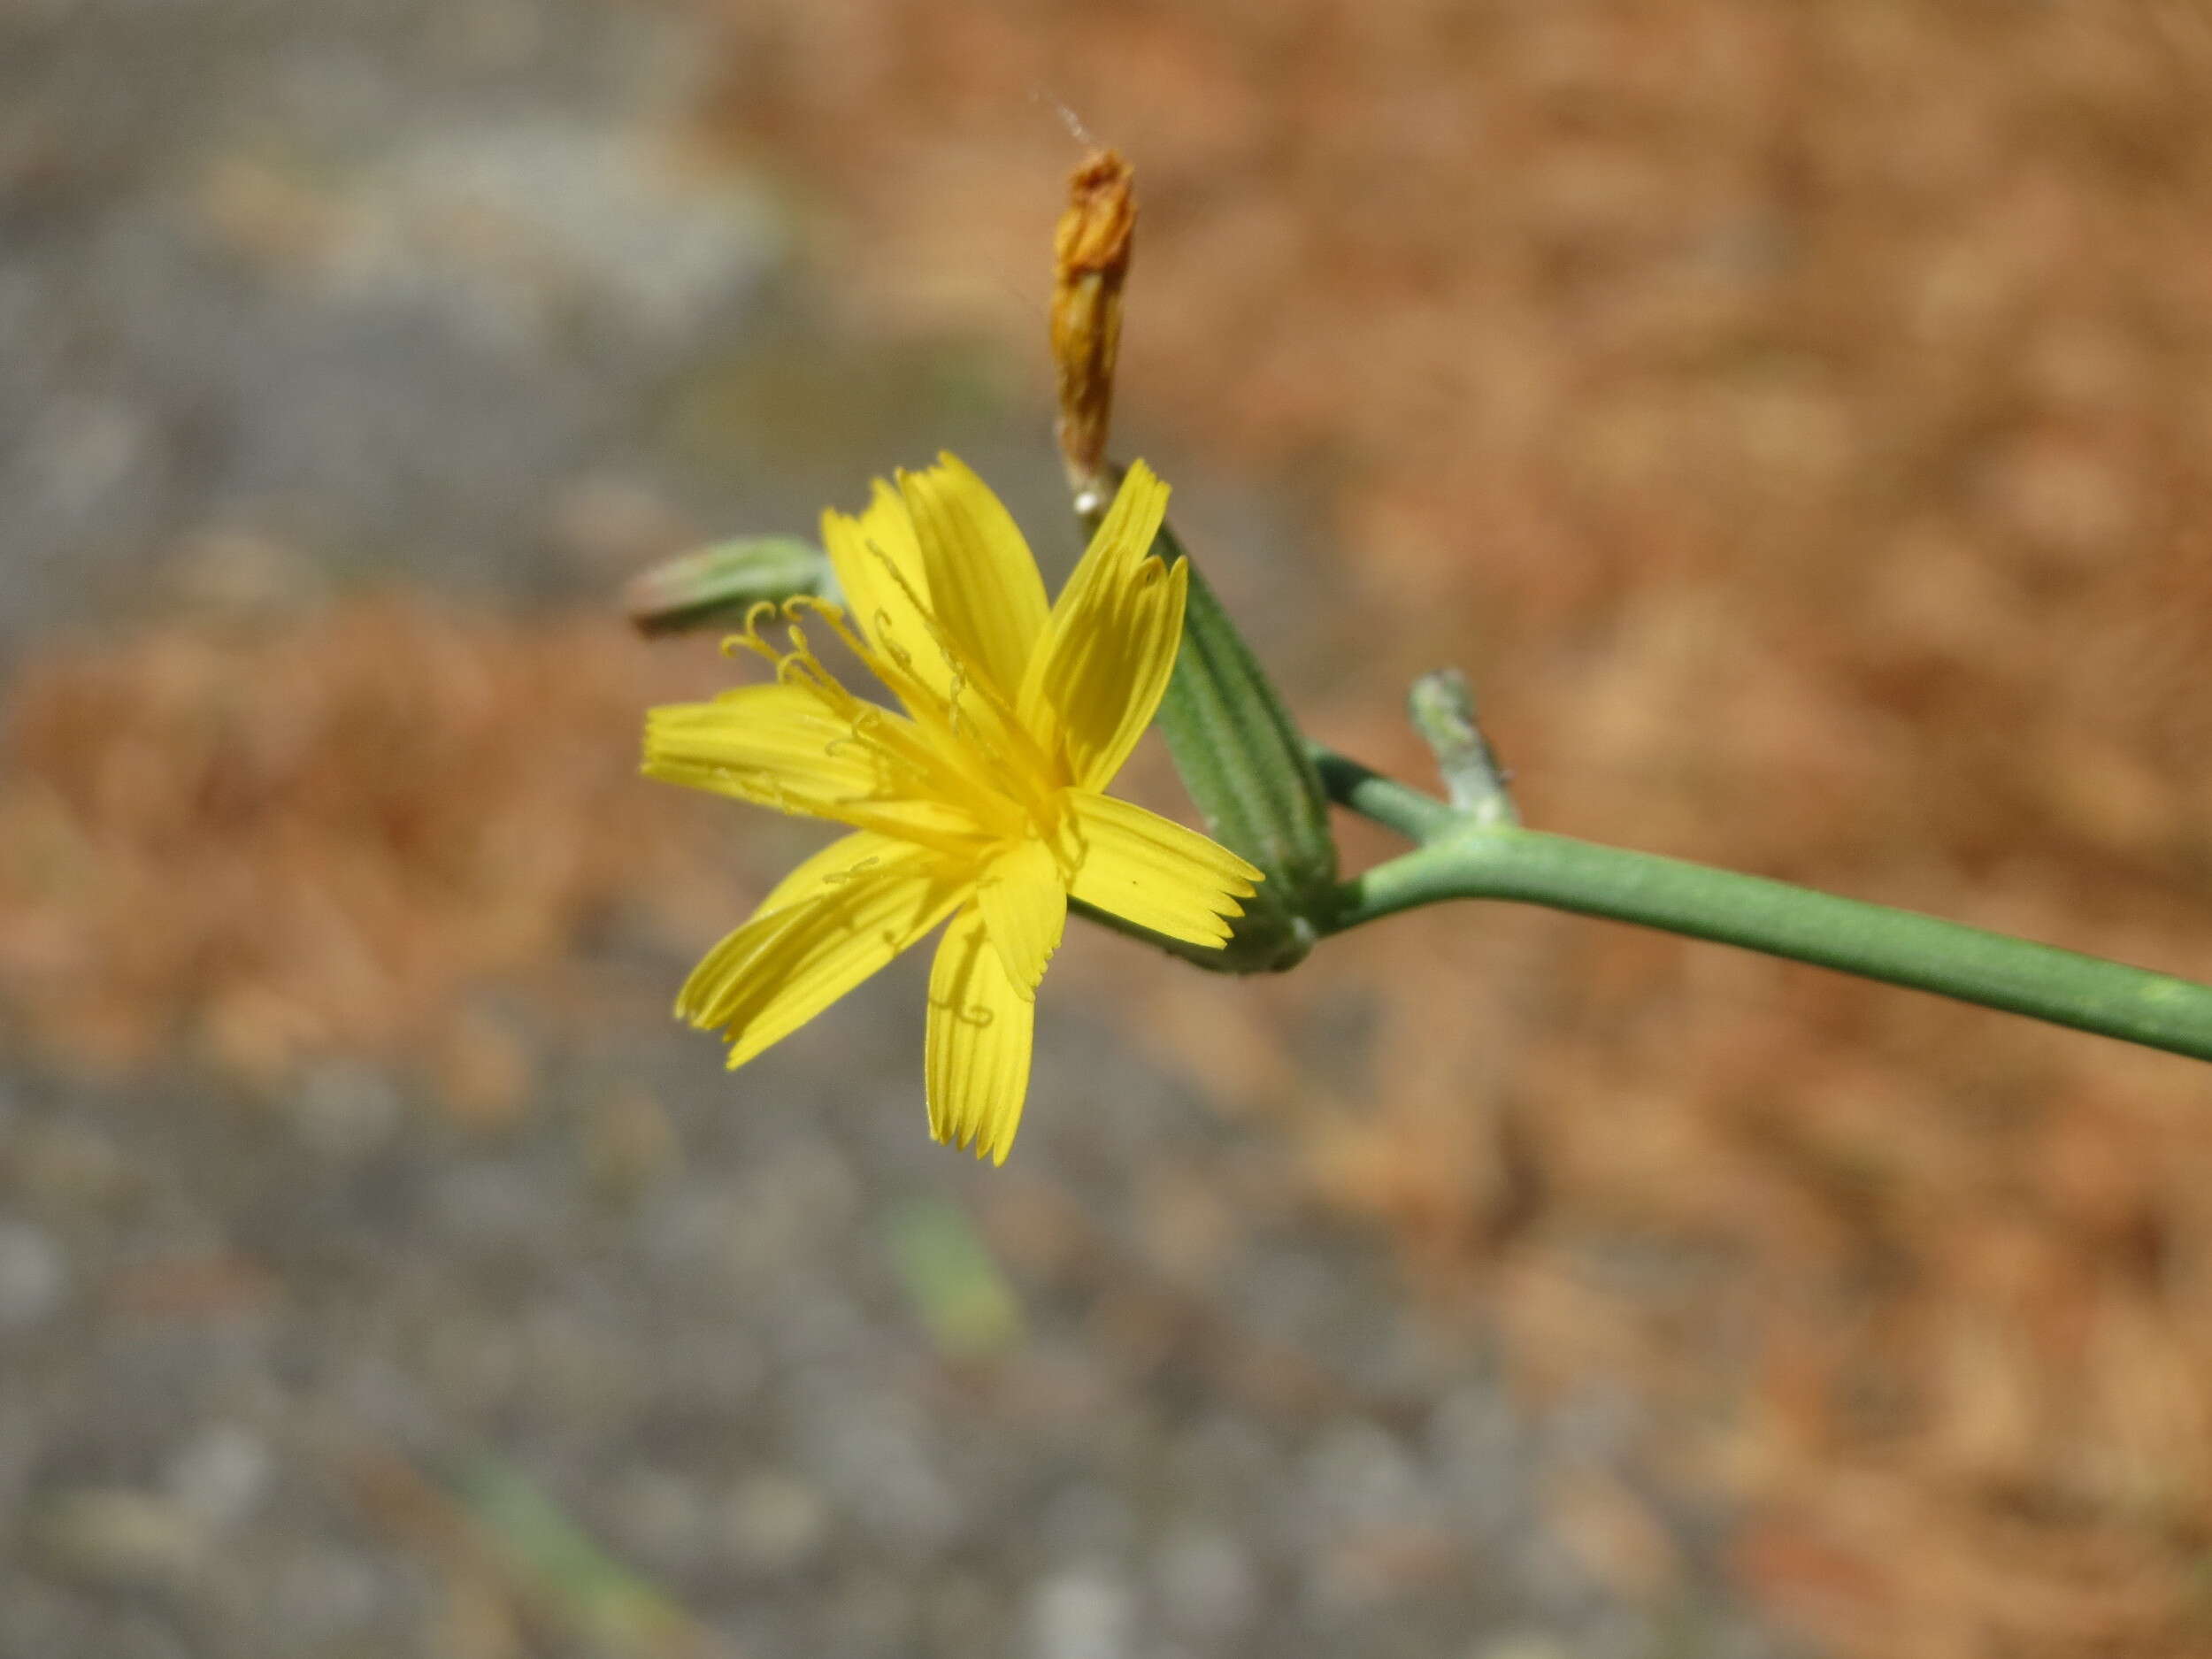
692, 5, 2212, 1655
8, 4, 2212, 1655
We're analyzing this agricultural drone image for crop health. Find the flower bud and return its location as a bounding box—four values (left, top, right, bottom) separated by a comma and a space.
1051, 150, 1135, 495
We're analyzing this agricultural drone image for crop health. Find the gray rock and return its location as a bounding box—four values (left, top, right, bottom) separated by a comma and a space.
796, 1385, 964, 1557
0, 1219, 68, 1331
609, 1464, 713, 1573
1026, 1565, 1135, 1659
1470, 1636, 1577, 1659
269, 1546, 398, 1642
164, 1422, 275, 1529
1300, 1417, 1441, 1539
1036, 1479, 1136, 1561
1431, 1384, 1530, 1535
721, 1470, 832, 1575
1152, 1523, 1260, 1640
30, 1489, 207, 1588
294, 1062, 402, 1161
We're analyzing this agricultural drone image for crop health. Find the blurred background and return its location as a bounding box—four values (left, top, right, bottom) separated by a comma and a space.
5, 2, 2212, 1655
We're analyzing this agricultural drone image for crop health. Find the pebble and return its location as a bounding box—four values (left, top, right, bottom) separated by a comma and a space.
922, 1570, 1002, 1654
1025, 1565, 1135, 1659
165, 1423, 274, 1529
293, 1061, 402, 1160
1431, 1385, 1529, 1535
720, 1140, 862, 1283
1300, 1418, 1440, 1538
430, 1162, 542, 1251
0, 1219, 69, 1331
270, 1548, 389, 1640
1470, 1635, 1576, 1659
1037, 1479, 1136, 1560
721, 1471, 831, 1574
609, 1464, 712, 1572
817, 1565, 916, 1656
1164, 1411, 1285, 1517
1153, 1524, 1259, 1640
796, 1386, 964, 1556
32, 1489, 206, 1587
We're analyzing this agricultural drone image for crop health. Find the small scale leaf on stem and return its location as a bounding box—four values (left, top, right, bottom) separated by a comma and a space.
1408, 668, 1517, 826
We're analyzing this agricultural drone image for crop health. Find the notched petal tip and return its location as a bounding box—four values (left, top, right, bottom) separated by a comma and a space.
1120, 457, 1165, 501
893, 453, 1051, 703
861, 478, 910, 537
926, 906, 1035, 1170
1064, 793, 1265, 952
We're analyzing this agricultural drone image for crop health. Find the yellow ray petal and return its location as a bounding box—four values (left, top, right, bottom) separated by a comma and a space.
679, 841, 969, 1069
1018, 461, 1181, 788
645, 685, 984, 847
926, 904, 1036, 1165
645, 683, 884, 803
754, 827, 910, 916
897, 454, 1051, 702
1050, 458, 1171, 630
815, 498, 1057, 810
1065, 790, 1262, 949
819, 480, 958, 712
973, 836, 1067, 997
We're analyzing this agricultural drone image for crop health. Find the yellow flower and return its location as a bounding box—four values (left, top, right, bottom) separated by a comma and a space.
644, 455, 1263, 1164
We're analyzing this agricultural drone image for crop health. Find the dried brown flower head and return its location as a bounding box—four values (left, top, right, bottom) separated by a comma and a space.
1050, 149, 1135, 494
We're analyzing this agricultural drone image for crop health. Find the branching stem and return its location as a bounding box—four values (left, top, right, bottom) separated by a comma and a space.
1313, 748, 2212, 1063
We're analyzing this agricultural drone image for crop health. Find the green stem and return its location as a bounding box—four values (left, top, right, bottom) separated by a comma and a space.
1309, 748, 1460, 844
1336, 824, 2212, 1062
